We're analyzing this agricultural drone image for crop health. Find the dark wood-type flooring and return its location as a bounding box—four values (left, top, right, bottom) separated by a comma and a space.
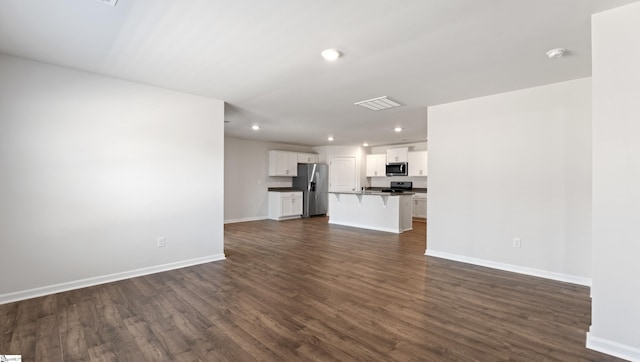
0, 217, 622, 361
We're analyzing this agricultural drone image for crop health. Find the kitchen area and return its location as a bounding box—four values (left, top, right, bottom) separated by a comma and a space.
265, 144, 427, 234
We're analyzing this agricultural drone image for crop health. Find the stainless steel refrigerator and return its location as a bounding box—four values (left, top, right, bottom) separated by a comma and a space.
292, 163, 328, 217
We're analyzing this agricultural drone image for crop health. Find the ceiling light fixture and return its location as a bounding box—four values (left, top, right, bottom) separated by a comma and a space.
251, 125, 260, 130
355, 96, 402, 111
546, 48, 567, 59
394, 127, 403, 132
328, 136, 334, 141
321, 49, 342, 61
363, 143, 369, 147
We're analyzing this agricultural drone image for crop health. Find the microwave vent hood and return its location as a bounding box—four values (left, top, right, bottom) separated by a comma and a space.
386, 162, 407, 176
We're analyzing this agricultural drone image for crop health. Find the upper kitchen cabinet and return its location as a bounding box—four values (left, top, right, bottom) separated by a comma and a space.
297, 152, 319, 164
268, 150, 298, 176
408, 151, 428, 176
366, 154, 387, 177
387, 147, 409, 163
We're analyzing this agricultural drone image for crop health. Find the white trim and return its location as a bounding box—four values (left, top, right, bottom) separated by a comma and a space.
271, 215, 302, 221
224, 216, 267, 224
587, 332, 640, 361
328, 220, 402, 234
0, 254, 226, 305
425, 249, 592, 287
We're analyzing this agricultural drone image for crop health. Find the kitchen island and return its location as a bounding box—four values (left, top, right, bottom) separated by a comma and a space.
328, 191, 413, 233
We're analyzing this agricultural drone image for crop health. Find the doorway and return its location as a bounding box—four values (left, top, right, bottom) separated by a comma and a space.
329, 156, 357, 192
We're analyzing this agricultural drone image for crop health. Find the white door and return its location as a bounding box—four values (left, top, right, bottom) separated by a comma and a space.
330, 157, 357, 192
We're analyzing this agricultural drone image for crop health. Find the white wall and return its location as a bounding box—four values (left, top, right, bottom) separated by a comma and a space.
370, 141, 427, 154
314, 145, 367, 191
426, 77, 592, 284
224, 137, 315, 223
0, 54, 225, 303
588, 2, 640, 360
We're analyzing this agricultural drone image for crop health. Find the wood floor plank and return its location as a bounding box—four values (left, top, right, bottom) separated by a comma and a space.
57, 303, 90, 361
34, 314, 62, 362
123, 316, 172, 361
0, 217, 625, 361
7, 321, 36, 358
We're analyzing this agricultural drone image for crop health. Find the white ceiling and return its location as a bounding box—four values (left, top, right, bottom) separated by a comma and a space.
0, 0, 637, 147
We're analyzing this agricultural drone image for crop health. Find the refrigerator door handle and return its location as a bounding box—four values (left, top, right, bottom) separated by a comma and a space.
308, 163, 317, 191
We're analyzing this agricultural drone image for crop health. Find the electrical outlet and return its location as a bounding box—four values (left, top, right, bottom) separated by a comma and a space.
512, 237, 521, 248
157, 237, 166, 248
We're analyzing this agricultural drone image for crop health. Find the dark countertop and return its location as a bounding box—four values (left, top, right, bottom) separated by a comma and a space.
329, 191, 415, 196
267, 187, 301, 192
365, 187, 427, 193
268, 187, 426, 193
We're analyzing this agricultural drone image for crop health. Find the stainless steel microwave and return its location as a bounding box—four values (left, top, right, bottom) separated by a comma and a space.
386, 162, 408, 176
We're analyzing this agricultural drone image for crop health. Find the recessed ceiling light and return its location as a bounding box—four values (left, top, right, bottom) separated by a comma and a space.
321, 49, 342, 61
327, 136, 334, 141
394, 127, 403, 132
251, 125, 260, 130
546, 48, 567, 59
363, 143, 369, 147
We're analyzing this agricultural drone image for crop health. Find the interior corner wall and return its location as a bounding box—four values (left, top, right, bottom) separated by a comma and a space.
588, 2, 640, 360
223, 137, 315, 223
0, 54, 225, 303
426, 77, 592, 284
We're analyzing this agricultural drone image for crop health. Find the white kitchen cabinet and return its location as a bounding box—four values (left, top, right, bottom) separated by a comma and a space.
268, 191, 303, 220
408, 151, 428, 176
387, 147, 408, 163
412, 193, 427, 218
297, 152, 319, 164
268, 150, 298, 176
366, 154, 387, 177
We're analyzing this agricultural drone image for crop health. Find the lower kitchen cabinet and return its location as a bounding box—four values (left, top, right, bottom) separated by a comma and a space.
412, 193, 427, 219
268, 191, 303, 220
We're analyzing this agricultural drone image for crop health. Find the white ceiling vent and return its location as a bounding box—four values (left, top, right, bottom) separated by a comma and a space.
354, 96, 402, 111
99, 0, 118, 6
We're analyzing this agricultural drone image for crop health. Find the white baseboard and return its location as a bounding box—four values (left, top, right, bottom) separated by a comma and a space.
0, 254, 226, 305
587, 332, 640, 361
224, 216, 267, 224
425, 249, 592, 287
328, 220, 400, 234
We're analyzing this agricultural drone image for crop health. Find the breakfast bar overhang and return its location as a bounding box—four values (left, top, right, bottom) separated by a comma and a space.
328, 191, 413, 233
